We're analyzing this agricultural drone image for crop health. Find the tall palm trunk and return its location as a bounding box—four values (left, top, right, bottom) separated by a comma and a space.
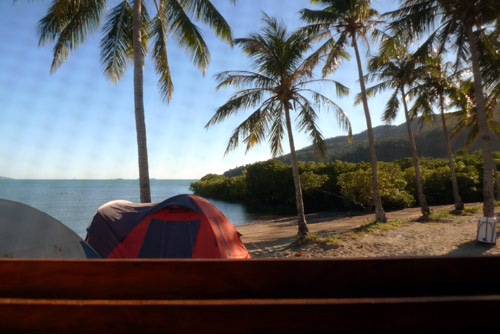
133, 0, 151, 203
439, 94, 464, 211
352, 36, 387, 222
401, 86, 430, 217
284, 105, 309, 238
466, 25, 495, 217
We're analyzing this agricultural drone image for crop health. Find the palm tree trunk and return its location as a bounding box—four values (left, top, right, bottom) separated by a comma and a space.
133, 0, 151, 203
466, 25, 495, 217
352, 37, 387, 222
439, 95, 464, 211
284, 104, 309, 239
401, 86, 430, 217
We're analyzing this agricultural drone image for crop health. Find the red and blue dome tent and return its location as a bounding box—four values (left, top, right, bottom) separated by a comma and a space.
86, 194, 250, 259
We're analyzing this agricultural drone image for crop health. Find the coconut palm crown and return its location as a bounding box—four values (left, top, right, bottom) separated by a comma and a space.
206, 14, 352, 238
36, 0, 234, 202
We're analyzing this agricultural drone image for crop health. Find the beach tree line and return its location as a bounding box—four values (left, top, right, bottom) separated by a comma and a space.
190, 151, 500, 213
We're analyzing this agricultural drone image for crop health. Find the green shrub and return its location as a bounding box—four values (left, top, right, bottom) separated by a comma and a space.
338, 164, 414, 211
245, 160, 295, 205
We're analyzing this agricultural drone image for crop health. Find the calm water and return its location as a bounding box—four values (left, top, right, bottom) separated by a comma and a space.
0, 179, 288, 238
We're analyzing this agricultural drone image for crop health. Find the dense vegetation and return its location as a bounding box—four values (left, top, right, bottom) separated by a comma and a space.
191, 151, 500, 213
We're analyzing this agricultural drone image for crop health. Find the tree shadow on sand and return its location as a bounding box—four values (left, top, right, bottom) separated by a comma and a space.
245, 236, 297, 257
447, 240, 495, 257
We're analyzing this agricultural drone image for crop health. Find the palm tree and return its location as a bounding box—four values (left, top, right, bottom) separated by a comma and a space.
36, 0, 234, 202
411, 54, 464, 211
206, 15, 352, 238
299, 0, 387, 222
364, 41, 430, 217
388, 0, 500, 217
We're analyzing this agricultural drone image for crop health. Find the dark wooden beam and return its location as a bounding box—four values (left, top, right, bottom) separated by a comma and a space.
1, 296, 500, 333
2, 257, 500, 332
1, 257, 500, 299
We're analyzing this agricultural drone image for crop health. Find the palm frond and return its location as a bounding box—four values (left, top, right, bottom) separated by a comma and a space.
410, 93, 434, 119
464, 124, 480, 149
165, 0, 210, 73
214, 71, 276, 90
299, 7, 338, 26
297, 79, 349, 97
387, 1, 440, 41
295, 99, 326, 156
138, 0, 151, 62
100, 1, 133, 83
205, 89, 270, 127
179, 0, 233, 45
488, 118, 500, 138
295, 23, 331, 41
382, 91, 400, 124
241, 110, 270, 154
268, 111, 285, 157
151, 11, 173, 102
38, 0, 107, 73
452, 24, 469, 70
224, 107, 272, 155
298, 89, 351, 140
322, 33, 349, 77
358, 80, 392, 105
292, 37, 331, 81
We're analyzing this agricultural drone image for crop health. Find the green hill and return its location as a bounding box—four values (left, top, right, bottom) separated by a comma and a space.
278, 115, 500, 164
222, 115, 500, 177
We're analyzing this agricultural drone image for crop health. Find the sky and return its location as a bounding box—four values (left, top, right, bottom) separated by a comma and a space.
0, 0, 400, 179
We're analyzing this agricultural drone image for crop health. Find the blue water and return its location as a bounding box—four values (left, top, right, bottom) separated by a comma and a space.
0, 179, 285, 238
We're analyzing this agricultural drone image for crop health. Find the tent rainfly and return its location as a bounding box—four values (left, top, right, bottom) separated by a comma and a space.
0, 199, 99, 259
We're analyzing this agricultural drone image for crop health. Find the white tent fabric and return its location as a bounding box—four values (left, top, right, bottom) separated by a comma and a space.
0, 199, 98, 258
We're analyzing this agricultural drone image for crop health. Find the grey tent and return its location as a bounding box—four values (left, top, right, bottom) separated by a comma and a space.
0, 199, 98, 258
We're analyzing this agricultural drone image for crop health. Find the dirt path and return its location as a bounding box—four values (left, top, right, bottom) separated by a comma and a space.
236, 204, 500, 258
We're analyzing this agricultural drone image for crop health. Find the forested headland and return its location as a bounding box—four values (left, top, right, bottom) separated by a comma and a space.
191, 119, 500, 213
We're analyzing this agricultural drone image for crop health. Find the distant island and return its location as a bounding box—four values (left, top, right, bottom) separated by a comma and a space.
0, 176, 13, 180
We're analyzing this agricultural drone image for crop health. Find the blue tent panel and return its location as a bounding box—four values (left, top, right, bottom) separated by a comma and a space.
80, 241, 100, 258
139, 219, 201, 258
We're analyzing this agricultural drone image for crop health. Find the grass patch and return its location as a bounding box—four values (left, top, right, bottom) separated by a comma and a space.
323, 234, 342, 244
429, 210, 452, 220
296, 233, 325, 245
357, 219, 401, 233
297, 217, 409, 247
299, 231, 359, 245
343, 232, 361, 240
462, 205, 481, 216
305, 233, 321, 242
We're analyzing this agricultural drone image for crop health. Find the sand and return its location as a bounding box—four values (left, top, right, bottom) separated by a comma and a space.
236, 203, 500, 258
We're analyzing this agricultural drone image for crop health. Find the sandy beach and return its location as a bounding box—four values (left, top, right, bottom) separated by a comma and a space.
236, 203, 500, 258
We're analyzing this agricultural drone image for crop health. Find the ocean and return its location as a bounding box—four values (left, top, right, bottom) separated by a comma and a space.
0, 179, 287, 238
